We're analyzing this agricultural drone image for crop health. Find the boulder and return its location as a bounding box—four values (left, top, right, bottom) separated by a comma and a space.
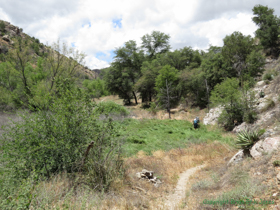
277, 172, 280, 182
250, 137, 280, 158
203, 106, 223, 125
2, 35, 10, 42
232, 122, 251, 133
256, 97, 269, 112
256, 81, 265, 87
227, 150, 245, 166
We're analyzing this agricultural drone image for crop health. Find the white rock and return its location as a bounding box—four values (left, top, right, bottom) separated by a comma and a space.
227, 150, 244, 166
250, 137, 280, 159
256, 81, 265, 87
203, 105, 223, 125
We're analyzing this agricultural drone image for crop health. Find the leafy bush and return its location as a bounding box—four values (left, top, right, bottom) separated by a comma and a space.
148, 102, 158, 115
263, 73, 274, 81
236, 129, 265, 150
273, 160, 280, 167
243, 110, 258, 124
0, 21, 5, 31
94, 101, 129, 116
82, 79, 110, 98
0, 79, 123, 201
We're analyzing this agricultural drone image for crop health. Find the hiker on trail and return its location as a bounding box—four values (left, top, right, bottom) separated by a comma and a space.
193, 117, 199, 129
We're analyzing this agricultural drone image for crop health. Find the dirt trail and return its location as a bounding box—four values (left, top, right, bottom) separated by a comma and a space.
163, 164, 206, 210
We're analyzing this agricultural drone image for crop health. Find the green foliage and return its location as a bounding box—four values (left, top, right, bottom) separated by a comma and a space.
0, 21, 5, 32
156, 47, 202, 70
1, 79, 121, 179
83, 118, 124, 191
141, 31, 171, 59
236, 129, 264, 150
210, 78, 241, 106
155, 65, 179, 115
135, 59, 161, 103
211, 78, 243, 130
82, 79, 110, 98
155, 65, 178, 91
263, 72, 275, 81
252, 4, 280, 55
104, 40, 145, 104
241, 83, 258, 124
222, 31, 265, 84
94, 101, 129, 116
273, 160, 280, 167
148, 102, 158, 115
118, 119, 234, 156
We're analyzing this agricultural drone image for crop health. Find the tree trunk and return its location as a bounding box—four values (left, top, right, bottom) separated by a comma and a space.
132, 91, 138, 104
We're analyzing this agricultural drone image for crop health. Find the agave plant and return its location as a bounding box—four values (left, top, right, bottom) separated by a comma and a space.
236, 129, 265, 150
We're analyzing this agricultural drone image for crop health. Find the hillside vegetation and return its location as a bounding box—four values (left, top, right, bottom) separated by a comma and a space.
0, 4, 280, 210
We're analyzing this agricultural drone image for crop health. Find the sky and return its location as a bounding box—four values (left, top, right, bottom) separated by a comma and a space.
0, 0, 280, 69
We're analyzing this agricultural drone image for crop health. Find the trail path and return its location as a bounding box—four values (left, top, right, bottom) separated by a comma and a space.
163, 164, 205, 210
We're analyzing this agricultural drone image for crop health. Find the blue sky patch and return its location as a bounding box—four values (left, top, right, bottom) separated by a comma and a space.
71, 42, 76, 47
112, 18, 122, 28
82, 21, 91, 28
96, 50, 116, 63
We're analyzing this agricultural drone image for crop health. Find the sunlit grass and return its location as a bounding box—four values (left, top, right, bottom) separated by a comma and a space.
117, 118, 235, 157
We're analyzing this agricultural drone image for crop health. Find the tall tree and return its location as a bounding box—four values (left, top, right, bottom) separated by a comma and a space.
155, 65, 179, 117
141, 31, 171, 59
222, 31, 265, 86
252, 4, 280, 56
156, 47, 202, 70
210, 78, 243, 130
104, 40, 145, 104
6, 37, 33, 96
134, 59, 161, 103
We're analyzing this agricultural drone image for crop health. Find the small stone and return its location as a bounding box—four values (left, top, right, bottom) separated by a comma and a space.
254, 172, 261, 175
277, 172, 280, 182
273, 192, 278, 197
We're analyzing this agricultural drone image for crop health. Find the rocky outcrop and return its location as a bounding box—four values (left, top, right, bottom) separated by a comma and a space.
227, 150, 245, 166
203, 106, 223, 125
228, 137, 280, 165
250, 137, 280, 158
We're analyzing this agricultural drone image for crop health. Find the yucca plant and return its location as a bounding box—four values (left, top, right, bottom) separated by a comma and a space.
236, 129, 265, 150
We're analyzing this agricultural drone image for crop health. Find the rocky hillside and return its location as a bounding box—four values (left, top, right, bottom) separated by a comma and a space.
0, 20, 99, 79
204, 56, 280, 138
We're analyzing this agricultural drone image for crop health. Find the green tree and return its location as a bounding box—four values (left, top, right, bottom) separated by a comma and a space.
134, 59, 161, 103
44, 39, 86, 91
252, 4, 280, 56
156, 47, 202, 70
6, 37, 33, 97
155, 65, 179, 118
222, 31, 265, 86
104, 40, 145, 104
201, 46, 230, 90
141, 31, 171, 59
210, 78, 243, 130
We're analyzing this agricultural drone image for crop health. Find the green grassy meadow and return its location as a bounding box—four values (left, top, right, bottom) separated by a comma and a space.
116, 118, 235, 156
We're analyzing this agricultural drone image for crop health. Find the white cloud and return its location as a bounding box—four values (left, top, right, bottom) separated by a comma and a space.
0, 8, 11, 22
190, 13, 258, 48
0, 0, 278, 68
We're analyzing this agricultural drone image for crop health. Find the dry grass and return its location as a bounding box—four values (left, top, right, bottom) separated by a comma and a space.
185, 150, 280, 210
28, 142, 235, 209
95, 95, 208, 122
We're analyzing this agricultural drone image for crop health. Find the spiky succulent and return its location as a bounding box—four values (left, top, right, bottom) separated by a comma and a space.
236, 129, 265, 150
